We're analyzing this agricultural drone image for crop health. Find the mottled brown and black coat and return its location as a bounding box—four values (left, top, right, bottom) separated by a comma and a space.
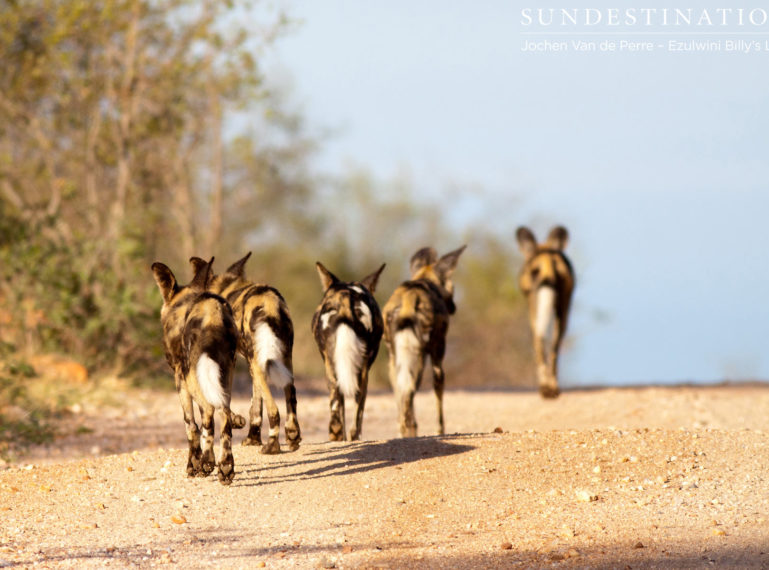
190, 253, 300, 454
382, 246, 466, 437
151, 258, 243, 485
311, 262, 385, 441
516, 225, 575, 398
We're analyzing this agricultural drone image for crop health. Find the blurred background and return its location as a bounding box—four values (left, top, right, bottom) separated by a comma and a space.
1, 1, 767, 451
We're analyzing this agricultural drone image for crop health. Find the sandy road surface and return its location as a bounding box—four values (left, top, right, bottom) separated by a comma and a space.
1, 384, 768, 568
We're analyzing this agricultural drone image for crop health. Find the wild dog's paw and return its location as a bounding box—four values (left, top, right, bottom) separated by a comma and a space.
232, 414, 247, 429
399, 424, 418, 438
328, 420, 344, 442
242, 425, 262, 446
285, 428, 301, 451
186, 448, 203, 477
200, 449, 216, 476
539, 384, 561, 399
261, 438, 281, 455
217, 455, 235, 485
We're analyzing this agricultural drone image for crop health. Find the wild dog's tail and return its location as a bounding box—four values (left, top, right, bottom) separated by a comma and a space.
195, 354, 246, 427
393, 289, 423, 395
333, 323, 365, 399
533, 286, 556, 341
196, 354, 228, 409
255, 321, 294, 387
394, 328, 422, 395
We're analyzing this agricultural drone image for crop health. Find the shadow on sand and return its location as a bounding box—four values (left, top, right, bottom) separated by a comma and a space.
232, 433, 477, 488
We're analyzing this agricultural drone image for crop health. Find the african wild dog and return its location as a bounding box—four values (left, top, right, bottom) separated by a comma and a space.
151, 258, 244, 485
311, 262, 385, 441
515, 225, 575, 399
383, 246, 466, 437
189, 253, 300, 454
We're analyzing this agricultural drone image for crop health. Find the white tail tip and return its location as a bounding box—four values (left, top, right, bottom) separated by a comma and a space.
334, 324, 364, 399
394, 328, 421, 395
534, 287, 556, 340
196, 354, 227, 408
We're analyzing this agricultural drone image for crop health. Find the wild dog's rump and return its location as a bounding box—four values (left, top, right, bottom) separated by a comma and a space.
383, 246, 465, 438
312, 262, 385, 441
185, 293, 238, 410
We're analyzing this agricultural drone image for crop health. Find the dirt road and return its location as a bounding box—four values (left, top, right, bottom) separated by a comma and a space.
1, 384, 768, 568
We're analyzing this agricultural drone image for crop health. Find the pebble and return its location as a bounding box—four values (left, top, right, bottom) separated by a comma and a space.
576, 490, 599, 502
712, 529, 727, 536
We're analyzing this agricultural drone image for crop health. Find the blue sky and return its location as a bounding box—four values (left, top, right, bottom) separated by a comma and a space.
263, 1, 769, 385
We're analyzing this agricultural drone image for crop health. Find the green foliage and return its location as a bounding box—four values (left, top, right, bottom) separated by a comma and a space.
0, 0, 292, 381
0, 213, 163, 377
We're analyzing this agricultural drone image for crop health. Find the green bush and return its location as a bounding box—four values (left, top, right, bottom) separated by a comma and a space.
0, 212, 165, 381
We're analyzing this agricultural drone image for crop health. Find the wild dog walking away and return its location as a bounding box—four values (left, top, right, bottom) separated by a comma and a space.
311, 262, 385, 441
190, 253, 301, 454
515, 225, 575, 398
151, 258, 243, 485
383, 246, 466, 437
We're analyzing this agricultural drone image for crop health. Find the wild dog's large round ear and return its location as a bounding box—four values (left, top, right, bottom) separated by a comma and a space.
545, 226, 569, 251
225, 252, 252, 277
435, 245, 467, 280
409, 247, 438, 277
361, 263, 386, 293
151, 262, 177, 303
516, 226, 537, 259
315, 261, 339, 291
189, 256, 208, 277
190, 257, 214, 291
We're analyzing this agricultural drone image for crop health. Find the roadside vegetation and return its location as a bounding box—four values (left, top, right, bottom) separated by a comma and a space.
0, 1, 535, 455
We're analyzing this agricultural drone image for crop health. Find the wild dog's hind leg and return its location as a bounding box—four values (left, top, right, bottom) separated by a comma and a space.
242, 361, 264, 447
324, 357, 345, 441
178, 384, 203, 477
199, 404, 216, 476
217, 408, 235, 485
390, 349, 420, 438
328, 384, 345, 441
430, 338, 447, 435
392, 331, 425, 438
283, 377, 301, 451
397, 360, 423, 438
398, 388, 418, 438
546, 313, 568, 398
349, 369, 368, 441
431, 360, 446, 436
248, 359, 282, 454
534, 333, 558, 398
388, 350, 409, 437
